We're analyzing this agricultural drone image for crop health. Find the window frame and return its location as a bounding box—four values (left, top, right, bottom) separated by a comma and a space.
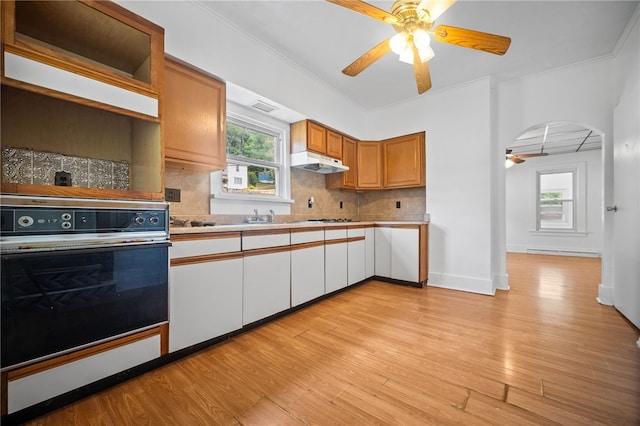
210, 105, 293, 210
536, 170, 576, 231
529, 162, 587, 236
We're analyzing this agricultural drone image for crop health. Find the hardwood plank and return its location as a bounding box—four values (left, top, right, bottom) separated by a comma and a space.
21, 253, 640, 425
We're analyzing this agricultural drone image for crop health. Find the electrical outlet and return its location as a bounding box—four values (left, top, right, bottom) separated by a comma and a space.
396, 201, 401, 208
165, 188, 181, 202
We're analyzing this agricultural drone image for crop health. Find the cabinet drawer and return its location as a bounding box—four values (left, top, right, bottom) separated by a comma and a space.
170, 236, 241, 259
291, 229, 324, 244
242, 231, 290, 250
325, 228, 347, 240
347, 227, 365, 238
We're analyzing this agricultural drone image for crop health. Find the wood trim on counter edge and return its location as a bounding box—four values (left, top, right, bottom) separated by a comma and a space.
171, 251, 243, 266
290, 240, 325, 251
242, 245, 292, 257
170, 231, 241, 242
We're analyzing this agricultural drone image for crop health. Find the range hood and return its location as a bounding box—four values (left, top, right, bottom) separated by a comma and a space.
291, 151, 349, 174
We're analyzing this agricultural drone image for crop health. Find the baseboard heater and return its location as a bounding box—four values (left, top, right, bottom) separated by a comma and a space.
526, 248, 600, 258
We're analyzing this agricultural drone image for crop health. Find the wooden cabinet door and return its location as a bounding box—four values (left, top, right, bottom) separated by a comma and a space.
357, 141, 382, 189
383, 132, 425, 188
307, 121, 327, 154
325, 136, 357, 189
326, 130, 343, 159
163, 58, 226, 172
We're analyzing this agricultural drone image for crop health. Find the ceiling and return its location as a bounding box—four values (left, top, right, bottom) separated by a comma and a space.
508, 122, 602, 157
201, 0, 638, 111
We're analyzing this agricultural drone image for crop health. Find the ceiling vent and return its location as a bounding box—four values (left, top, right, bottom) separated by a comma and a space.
251, 100, 278, 114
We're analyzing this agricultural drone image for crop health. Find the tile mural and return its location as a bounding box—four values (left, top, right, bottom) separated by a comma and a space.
1, 148, 129, 190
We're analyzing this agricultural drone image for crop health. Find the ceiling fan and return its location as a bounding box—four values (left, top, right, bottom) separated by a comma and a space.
505, 148, 548, 168
327, 0, 511, 94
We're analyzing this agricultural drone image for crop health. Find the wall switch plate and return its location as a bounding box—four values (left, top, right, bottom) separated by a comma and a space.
165, 188, 181, 202
396, 201, 401, 208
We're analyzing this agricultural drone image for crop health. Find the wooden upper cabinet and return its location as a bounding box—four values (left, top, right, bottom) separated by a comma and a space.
326, 136, 357, 189
163, 57, 226, 172
383, 132, 425, 188
291, 120, 344, 160
357, 142, 383, 189
307, 121, 327, 154
1, 0, 164, 105
326, 130, 343, 160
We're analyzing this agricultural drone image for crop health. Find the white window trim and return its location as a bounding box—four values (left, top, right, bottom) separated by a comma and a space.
529, 162, 588, 236
210, 102, 293, 215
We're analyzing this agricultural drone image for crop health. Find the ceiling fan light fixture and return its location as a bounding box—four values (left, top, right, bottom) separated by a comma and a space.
418, 44, 435, 62
413, 28, 430, 48
505, 158, 515, 168
390, 32, 409, 54
398, 47, 414, 64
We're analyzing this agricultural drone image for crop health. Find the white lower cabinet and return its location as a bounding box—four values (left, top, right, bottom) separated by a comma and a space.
347, 227, 366, 285
243, 250, 291, 325
325, 228, 348, 293
291, 230, 325, 306
375, 227, 392, 277
8, 335, 160, 414
291, 244, 325, 306
365, 227, 375, 278
169, 256, 243, 352
390, 227, 420, 282
375, 226, 423, 283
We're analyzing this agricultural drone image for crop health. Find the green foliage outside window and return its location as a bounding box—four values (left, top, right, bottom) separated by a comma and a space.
226, 122, 275, 162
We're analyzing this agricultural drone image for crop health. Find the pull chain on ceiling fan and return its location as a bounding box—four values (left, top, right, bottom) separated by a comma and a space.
328, 0, 511, 94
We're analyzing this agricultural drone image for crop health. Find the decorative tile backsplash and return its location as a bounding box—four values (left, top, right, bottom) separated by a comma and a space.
2, 148, 129, 190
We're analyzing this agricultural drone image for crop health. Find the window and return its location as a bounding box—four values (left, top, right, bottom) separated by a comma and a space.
537, 170, 575, 230
221, 118, 281, 196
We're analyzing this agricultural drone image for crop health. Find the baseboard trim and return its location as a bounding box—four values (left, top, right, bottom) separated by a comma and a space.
427, 273, 495, 295
596, 283, 614, 306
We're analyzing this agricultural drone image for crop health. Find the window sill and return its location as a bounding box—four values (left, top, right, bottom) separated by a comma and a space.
211, 192, 294, 204
529, 230, 588, 237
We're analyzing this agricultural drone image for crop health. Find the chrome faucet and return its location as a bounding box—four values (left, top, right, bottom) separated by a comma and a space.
269, 209, 276, 223
254, 209, 259, 221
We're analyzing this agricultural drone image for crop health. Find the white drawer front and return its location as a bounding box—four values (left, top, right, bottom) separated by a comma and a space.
291, 230, 325, 244
170, 237, 241, 259
242, 232, 290, 250
347, 227, 365, 238
325, 228, 347, 240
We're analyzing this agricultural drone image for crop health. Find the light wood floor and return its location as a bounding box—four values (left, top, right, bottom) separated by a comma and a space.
26, 253, 640, 425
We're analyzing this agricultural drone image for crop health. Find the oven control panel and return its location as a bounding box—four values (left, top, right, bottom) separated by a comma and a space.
1, 206, 167, 235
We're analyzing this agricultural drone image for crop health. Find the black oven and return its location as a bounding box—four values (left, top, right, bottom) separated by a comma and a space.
1, 195, 170, 371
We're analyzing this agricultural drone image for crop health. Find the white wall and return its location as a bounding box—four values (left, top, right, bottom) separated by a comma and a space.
505, 149, 603, 255
368, 78, 496, 294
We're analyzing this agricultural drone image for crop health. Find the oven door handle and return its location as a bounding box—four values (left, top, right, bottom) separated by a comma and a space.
1, 241, 171, 258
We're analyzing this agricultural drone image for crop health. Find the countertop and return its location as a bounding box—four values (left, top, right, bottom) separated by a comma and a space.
170, 220, 429, 235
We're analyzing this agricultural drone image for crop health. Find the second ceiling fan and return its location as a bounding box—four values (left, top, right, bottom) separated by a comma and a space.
328, 0, 512, 94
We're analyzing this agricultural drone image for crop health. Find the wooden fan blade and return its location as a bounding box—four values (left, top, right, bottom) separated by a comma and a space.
412, 44, 432, 94
434, 25, 511, 55
511, 157, 525, 164
417, 0, 456, 23
327, 0, 399, 25
342, 38, 392, 76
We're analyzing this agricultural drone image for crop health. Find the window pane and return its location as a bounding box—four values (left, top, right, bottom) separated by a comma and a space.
540, 172, 573, 198
222, 162, 277, 196
226, 122, 276, 163
538, 171, 575, 230
540, 200, 574, 229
